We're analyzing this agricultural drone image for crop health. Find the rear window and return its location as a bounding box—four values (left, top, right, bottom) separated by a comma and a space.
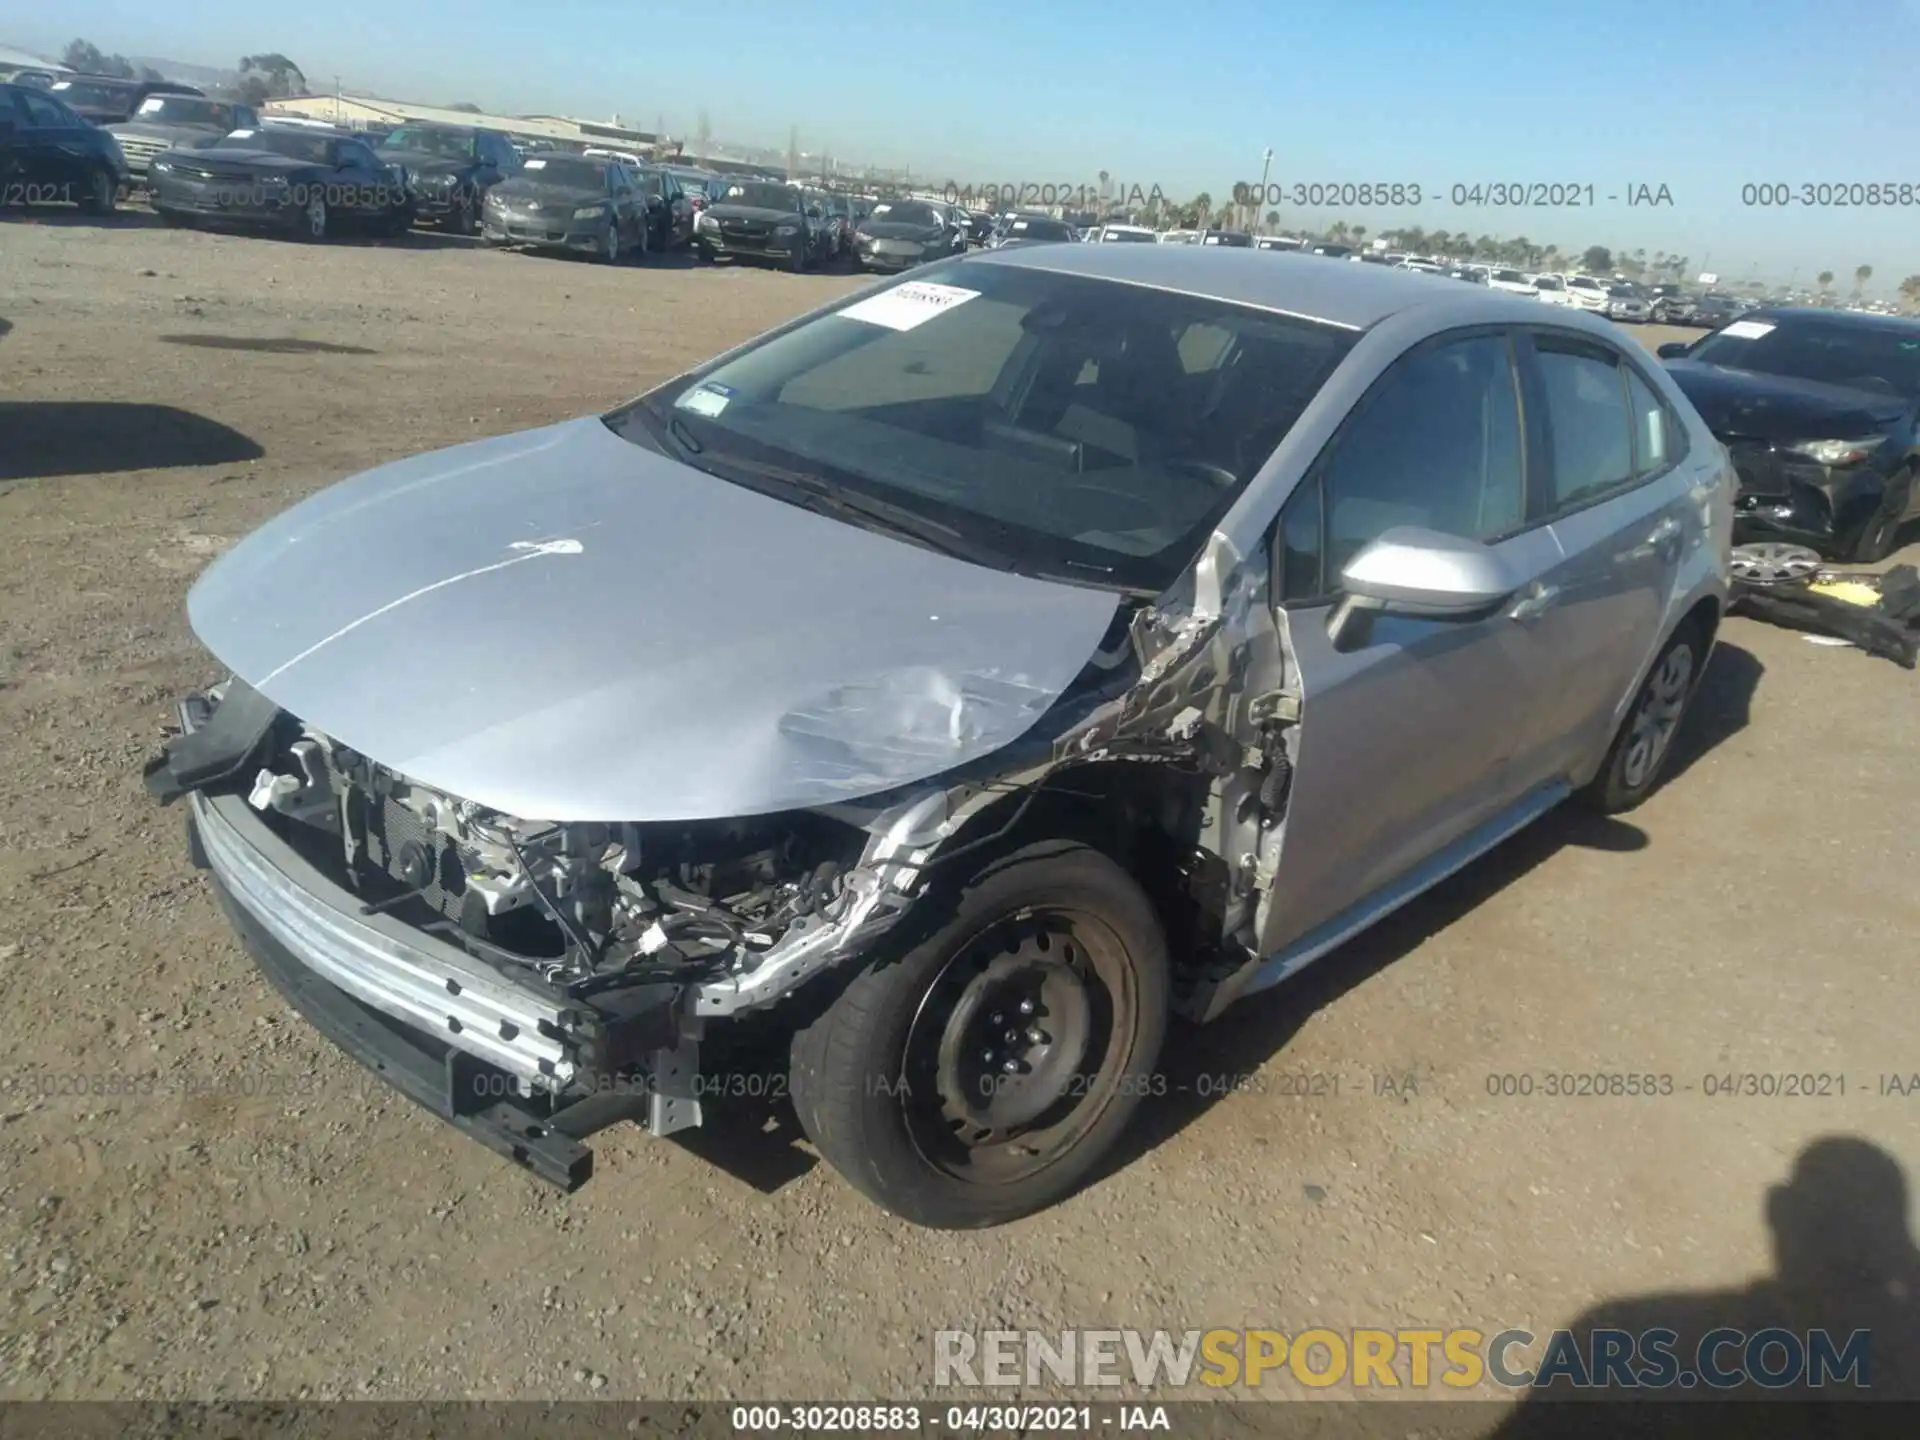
608, 262, 1357, 592
519, 157, 610, 188
722, 182, 801, 211
1687, 318, 1920, 400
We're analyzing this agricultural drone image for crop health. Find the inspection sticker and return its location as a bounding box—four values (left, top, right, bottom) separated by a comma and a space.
837, 281, 980, 332
676, 384, 730, 417
1721, 319, 1775, 339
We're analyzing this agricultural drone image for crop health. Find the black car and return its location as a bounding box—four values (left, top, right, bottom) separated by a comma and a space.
1686, 292, 1742, 330
479, 152, 646, 262
1198, 228, 1253, 247
694, 180, 815, 270
149, 126, 413, 240
852, 198, 965, 273
374, 123, 518, 233
631, 166, 695, 252
0, 82, 130, 213
990, 213, 1075, 247
1309, 242, 1355, 258
45, 74, 201, 125
1659, 309, 1920, 560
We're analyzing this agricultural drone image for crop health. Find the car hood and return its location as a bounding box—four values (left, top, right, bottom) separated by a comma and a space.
109, 120, 223, 144
173, 150, 313, 174
489, 179, 600, 206
1662, 360, 1911, 440
706, 204, 803, 224
860, 220, 946, 241
378, 150, 470, 175
186, 417, 1121, 823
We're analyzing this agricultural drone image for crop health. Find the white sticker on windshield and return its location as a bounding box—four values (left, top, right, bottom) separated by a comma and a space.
836, 281, 980, 332
523, 158, 547, 169
676, 385, 730, 417
1720, 319, 1774, 339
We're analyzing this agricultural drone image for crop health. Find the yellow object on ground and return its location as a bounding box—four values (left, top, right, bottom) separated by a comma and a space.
1807, 580, 1883, 607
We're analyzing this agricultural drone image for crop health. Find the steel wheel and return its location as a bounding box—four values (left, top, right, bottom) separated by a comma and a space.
1621, 641, 1695, 792
1730, 542, 1823, 587
601, 221, 621, 263
900, 907, 1135, 1186
302, 192, 328, 241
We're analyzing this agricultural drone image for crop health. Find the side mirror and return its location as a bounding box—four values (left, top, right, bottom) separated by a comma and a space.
1327, 527, 1522, 650
1656, 341, 1690, 359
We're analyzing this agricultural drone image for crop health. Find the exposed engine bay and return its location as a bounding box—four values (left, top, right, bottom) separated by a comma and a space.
247, 716, 868, 990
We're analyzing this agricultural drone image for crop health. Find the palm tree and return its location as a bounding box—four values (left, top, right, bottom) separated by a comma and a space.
1817, 270, 1835, 299
1192, 192, 1213, 227
1329, 220, 1350, 243
1264, 209, 1279, 233
1854, 263, 1874, 297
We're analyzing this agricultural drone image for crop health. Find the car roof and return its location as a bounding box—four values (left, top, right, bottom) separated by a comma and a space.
1735, 306, 1920, 333
970, 243, 1580, 330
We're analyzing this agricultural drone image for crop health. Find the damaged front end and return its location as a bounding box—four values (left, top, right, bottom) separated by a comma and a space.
146, 679, 924, 1187
145, 527, 1299, 1190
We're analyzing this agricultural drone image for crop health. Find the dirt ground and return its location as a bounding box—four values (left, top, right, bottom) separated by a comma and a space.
2, 211, 1918, 1416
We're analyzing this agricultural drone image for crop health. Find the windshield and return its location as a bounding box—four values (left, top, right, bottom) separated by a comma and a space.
379, 127, 476, 159
605, 263, 1356, 592
516, 157, 609, 189
1536, 276, 1564, 290
867, 201, 942, 227
1608, 284, 1639, 297
1493, 269, 1526, 282
632, 169, 667, 195
52, 79, 135, 108
721, 182, 802, 211
134, 96, 234, 126
1687, 318, 1920, 399
1008, 219, 1072, 240
1104, 229, 1157, 243
211, 130, 331, 163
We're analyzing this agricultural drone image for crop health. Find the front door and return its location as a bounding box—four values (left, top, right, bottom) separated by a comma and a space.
1255, 328, 1569, 956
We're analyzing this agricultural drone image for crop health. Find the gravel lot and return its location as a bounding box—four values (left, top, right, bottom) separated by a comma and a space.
2, 212, 1917, 1415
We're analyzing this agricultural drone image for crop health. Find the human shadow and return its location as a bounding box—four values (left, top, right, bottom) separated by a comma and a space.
1486, 1136, 1919, 1435
0, 401, 263, 479
158, 334, 376, 355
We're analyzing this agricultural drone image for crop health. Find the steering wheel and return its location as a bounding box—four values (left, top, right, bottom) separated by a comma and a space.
1162, 458, 1240, 490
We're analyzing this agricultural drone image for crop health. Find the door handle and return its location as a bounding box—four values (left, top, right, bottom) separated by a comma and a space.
1507, 581, 1562, 623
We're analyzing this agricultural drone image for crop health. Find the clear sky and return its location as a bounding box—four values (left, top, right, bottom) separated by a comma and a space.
11, 0, 1920, 285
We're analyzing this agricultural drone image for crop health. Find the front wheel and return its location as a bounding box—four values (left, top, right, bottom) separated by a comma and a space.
78, 165, 118, 216
600, 219, 622, 264
297, 191, 328, 241
1851, 473, 1911, 562
1579, 623, 1705, 813
788, 840, 1169, 1229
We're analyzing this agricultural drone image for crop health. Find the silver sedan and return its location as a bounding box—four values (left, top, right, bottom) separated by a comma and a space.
148, 245, 1734, 1228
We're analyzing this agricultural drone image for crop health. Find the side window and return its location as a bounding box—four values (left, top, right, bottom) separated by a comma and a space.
19, 91, 65, 126
1624, 366, 1687, 477
1533, 339, 1636, 515
1285, 333, 1526, 597
1275, 474, 1325, 601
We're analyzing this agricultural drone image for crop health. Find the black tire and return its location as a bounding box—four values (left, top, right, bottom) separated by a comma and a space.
446, 189, 479, 236
1578, 620, 1707, 814
788, 839, 1169, 1229
696, 241, 717, 263
599, 218, 622, 264
1851, 473, 1910, 562
788, 240, 808, 274
77, 165, 118, 216
296, 190, 328, 242
155, 207, 190, 228
634, 213, 651, 262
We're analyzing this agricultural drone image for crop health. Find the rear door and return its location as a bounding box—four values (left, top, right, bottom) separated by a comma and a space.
1257, 327, 1567, 954
1513, 328, 1698, 777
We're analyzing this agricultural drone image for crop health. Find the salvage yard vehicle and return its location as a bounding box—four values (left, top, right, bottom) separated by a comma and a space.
107, 94, 260, 185
46, 73, 200, 124
852, 198, 966, 272
632, 165, 696, 252
375, 122, 518, 233
1659, 308, 1920, 560
695, 180, 816, 270
0, 81, 130, 214
480, 151, 646, 262
150, 126, 414, 240
145, 247, 1732, 1229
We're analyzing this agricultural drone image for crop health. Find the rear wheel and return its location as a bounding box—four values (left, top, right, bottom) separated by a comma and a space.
298, 191, 328, 241
600, 219, 622, 264
1579, 623, 1705, 813
788, 840, 1169, 1229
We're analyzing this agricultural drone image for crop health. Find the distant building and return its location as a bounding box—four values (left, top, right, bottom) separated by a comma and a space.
263, 93, 679, 157
0, 43, 68, 72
